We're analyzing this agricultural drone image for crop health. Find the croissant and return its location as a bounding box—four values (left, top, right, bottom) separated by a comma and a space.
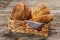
10, 3, 31, 20
31, 14, 53, 23
30, 3, 53, 23
31, 3, 50, 17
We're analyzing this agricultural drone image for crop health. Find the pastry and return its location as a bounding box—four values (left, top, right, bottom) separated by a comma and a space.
10, 3, 31, 20
30, 3, 53, 23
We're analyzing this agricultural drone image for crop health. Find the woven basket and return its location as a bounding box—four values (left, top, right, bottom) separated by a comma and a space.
8, 18, 50, 37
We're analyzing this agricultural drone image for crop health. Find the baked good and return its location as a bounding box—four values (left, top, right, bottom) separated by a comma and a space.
10, 3, 31, 20
30, 3, 53, 23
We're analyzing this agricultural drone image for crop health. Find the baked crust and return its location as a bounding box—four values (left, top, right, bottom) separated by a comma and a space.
10, 3, 31, 20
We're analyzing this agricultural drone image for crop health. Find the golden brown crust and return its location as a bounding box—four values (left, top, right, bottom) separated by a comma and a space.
30, 3, 53, 23
10, 3, 31, 20
30, 14, 53, 23
31, 3, 49, 17
39, 15, 53, 22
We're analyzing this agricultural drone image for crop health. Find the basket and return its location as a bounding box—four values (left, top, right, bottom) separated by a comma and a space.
8, 18, 50, 37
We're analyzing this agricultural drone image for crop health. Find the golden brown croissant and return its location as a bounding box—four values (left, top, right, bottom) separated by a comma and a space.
30, 3, 53, 23
30, 14, 53, 23
10, 3, 31, 20
31, 3, 50, 18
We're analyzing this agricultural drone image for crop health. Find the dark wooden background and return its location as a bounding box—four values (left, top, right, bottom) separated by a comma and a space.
0, 0, 60, 40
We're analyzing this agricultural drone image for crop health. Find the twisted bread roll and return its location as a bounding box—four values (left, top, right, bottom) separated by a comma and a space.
30, 3, 53, 23
10, 3, 31, 20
